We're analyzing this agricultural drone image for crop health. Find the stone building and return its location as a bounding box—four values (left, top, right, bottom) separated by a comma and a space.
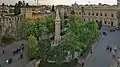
75, 7, 118, 27
21, 6, 53, 20
0, 14, 23, 39
59, 2, 120, 27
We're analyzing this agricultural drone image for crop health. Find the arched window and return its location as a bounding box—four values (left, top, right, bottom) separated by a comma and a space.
84, 19, 85, 21
105, 13, 107, 17
79, 12, 81, 15
111, 14, 114, 17
89, 12, 90, 15
105, 21, 107, 24
100, 13, 102, 16
96, 13, 98, 16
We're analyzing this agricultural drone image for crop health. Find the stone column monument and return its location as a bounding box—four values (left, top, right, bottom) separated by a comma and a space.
55, 9, 61, 45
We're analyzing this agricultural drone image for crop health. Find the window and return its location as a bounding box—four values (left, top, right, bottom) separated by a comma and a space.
105, 13, 107, 17
105, 21, 107, 24
96, 20, 98, 22
96, 13, 98, 16
92, 13, 94, 16
79, 12, 81, 15
111, 14, 114, 17
84, 19, 85, 21
100, 13, 102, 16
89, 13, 90, 15
84, 13, 86, 15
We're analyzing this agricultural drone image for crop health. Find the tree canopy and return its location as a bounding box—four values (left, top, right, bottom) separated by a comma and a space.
20, 14, 99, 65
28, 35, 38, 60
62, 16, 99, 57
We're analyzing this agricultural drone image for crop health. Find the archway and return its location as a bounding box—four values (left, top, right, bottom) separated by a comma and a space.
111, 22, 113, 26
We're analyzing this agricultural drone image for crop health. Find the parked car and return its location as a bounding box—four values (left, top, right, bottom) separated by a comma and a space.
110, 29, 115, 32
5, 58, 12, 64
115, 27, 120, 30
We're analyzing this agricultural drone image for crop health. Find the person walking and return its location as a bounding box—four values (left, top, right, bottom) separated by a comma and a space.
106, 45, 109, 51
110, 46, 112, 52
112, 48, 115, 58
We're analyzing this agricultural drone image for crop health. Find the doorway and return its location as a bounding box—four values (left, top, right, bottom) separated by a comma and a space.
111, 22, 113, 26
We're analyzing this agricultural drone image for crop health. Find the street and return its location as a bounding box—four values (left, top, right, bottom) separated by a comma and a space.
84, 26, 120, 67
0, 40, 28, 67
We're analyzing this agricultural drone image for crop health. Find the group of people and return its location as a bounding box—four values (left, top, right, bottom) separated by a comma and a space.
106, 45, 117, 58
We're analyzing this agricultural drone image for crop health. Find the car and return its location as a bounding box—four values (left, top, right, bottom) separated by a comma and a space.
110, 29, 115, 32
115, 27, 120, 30
5, 58, 12, 64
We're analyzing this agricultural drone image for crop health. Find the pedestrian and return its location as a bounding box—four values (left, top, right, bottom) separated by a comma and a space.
20, 53, 23, 59
110, 47, 112, 52
90, 48, 92, 53
81, 62, 84, 67
106, 45, 109, 51
112, 49, 116, 58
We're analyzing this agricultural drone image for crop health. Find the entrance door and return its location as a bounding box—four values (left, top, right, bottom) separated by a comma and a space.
111, 22, 113, 26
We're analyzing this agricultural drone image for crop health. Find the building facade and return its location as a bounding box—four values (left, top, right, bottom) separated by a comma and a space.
21, 6, 53, 21
59, 2, 120, 27
0, 14, 23, 39
77, 7, 118, 27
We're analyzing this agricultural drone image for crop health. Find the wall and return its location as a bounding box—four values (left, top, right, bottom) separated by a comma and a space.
0, 15, 23, 38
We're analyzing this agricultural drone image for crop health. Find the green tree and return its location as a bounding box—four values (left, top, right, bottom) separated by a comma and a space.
28, 35, 38, 60
64, 16, 99, 58
44, 15, 55, 35
14, 1, 22, 15
20, 18, 68, 66
20, 19, 48, 39
20, 15, 99, 66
